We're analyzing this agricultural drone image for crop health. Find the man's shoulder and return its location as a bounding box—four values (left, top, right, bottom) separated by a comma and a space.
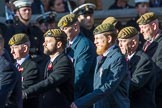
0, 56, 10, 70
23, 57, 38, 67
135, 50, 152, 62
56, 52, 71, 62
0, 56, 17, 76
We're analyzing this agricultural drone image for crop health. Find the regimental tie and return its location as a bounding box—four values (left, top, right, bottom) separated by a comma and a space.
125, 56, 131, 79
98, 55, 106, 68
143, 41, 151, 52
16, 63, 23, 72
125, 56, 129, 62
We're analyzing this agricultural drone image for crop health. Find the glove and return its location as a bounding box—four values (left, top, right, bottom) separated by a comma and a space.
22, 91, 27, 99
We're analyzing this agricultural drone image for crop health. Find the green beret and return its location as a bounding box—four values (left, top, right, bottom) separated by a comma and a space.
44, 29, 67, 40
93, 23, 115, 35
137, 12, 157, 25
9, 33, 29, 45
72, 3, 96, 15
102, 16, 117, 26
57, 14, 78, 28
13, 0, 32, 9
118, 26, 138, 39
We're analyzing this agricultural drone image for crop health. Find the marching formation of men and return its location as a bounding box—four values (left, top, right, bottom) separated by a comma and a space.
0, 0, 162, 108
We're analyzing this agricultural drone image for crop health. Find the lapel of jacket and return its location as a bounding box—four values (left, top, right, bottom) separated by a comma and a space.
95, 45, 118, 72
44, 53, 63, 79
68, 33, 84, 62
45, 52, 64, 76
18, 57, 30, 73
146, 41, 157, 52
70, 33, 83, 50
128, 51, 139, 72
146, 34, 162, 52
128, 50, 141, 76
21, 57, 30, 68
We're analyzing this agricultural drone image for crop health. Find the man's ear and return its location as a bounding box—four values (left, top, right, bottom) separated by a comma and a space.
22, 44, 29, 52
151, 22, 157, 31
107, 35, 112, 43
131, 39, 137, 48
57, 41, 62, 49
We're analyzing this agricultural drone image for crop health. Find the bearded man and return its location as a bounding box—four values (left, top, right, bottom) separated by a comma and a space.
70, 23, 130, 108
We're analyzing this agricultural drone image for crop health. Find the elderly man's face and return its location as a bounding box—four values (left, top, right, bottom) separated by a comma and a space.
139, 23, 154, 41
10, 45, 25, 60
118, 38, 133, 55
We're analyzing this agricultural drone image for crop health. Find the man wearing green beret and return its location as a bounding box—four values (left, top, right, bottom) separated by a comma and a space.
137, 12, 162, 108
9, 33, 41, 108
0, 34, 22, 108
118, 26, 156, 108
22, 29, 74, 108
126, 0, 150, 48
70, 23, 130, 108
58, 13, 96, 100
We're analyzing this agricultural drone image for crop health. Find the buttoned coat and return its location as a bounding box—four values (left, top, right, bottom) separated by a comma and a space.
128, 48, 156, 108
0, 55, 22, 108
20, 57, 41, 108
23, 52, 74, 108
144, 33, 162, 108
67, 32, 96, 99
74, 45, 130, 108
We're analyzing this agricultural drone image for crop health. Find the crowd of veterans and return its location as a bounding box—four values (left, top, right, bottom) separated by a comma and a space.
0, 0, 162, 108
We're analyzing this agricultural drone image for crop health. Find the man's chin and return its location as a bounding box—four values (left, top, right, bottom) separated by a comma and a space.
96, 50, 104, 55
43, 50, 49, 55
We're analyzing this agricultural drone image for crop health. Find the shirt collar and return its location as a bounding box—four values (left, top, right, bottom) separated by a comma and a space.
50, 52, 60, 62
69, 35, 78, 45
17, 54, 29, 65
127, 52, 135, 60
